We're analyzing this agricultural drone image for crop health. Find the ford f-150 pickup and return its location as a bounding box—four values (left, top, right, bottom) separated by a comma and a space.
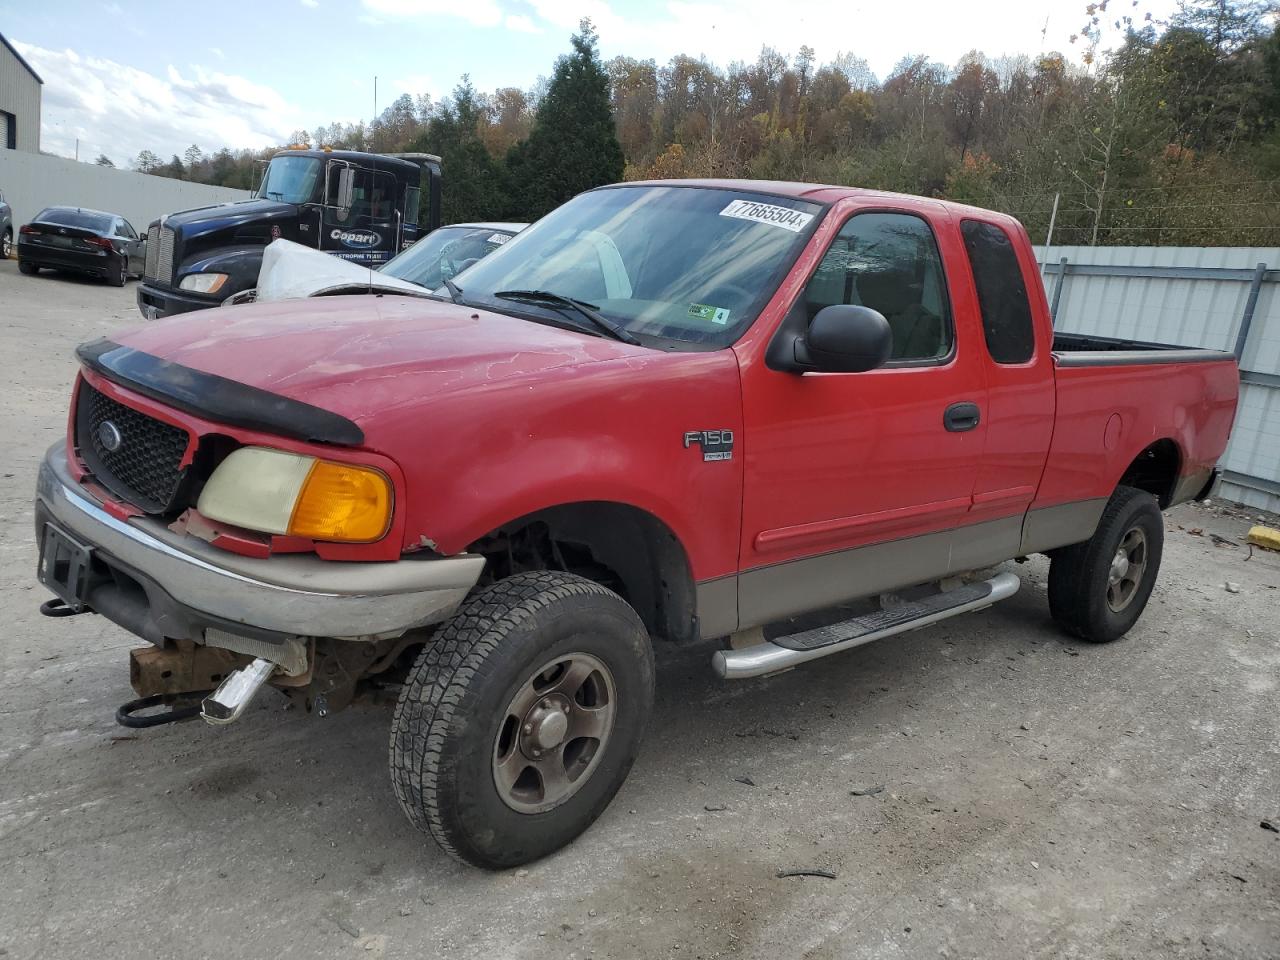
34, 179, 1239, 869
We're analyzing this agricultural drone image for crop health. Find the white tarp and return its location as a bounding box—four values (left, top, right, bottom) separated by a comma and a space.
252, 239, 431, 303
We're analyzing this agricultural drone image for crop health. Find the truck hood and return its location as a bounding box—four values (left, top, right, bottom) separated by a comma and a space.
109, 294, 647, 429
252, 239, 429, 303
160, 198, 296, 242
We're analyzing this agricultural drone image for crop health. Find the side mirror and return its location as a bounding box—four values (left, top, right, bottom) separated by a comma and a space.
793, 305, 892, 373
336, 167, 355, 217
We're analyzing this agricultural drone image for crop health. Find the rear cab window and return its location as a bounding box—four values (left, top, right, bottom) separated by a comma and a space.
960, 219, 1036, 364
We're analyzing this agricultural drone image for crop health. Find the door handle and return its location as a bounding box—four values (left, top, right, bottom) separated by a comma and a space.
943, 401, 981, 432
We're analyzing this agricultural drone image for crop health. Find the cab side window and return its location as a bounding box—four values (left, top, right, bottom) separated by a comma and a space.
804, 212, 953, 362
960, 219, 1035, 364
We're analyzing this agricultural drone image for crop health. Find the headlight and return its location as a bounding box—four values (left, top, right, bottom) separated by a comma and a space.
197, 447, 392, 543
179, 272, 229, 294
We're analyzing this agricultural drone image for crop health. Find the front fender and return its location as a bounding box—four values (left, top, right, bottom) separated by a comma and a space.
177, 245, 267, 299
360, 350, 746, 583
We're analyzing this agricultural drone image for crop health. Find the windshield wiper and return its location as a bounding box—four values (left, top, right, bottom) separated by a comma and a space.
494, 289, 641, 346
441, 277, 464, 304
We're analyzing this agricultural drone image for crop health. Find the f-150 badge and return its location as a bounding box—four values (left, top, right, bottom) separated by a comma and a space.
684, 429, 734, 462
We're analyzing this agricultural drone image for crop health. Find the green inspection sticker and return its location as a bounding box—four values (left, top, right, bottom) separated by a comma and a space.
689, 303, 732, 325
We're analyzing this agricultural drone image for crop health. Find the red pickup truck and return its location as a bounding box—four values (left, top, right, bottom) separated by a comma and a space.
35, 180, 1238, 868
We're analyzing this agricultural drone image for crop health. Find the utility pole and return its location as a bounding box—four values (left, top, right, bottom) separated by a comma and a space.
1040, 191, 1060, 279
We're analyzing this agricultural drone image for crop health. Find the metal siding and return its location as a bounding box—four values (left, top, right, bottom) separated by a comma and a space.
0, 40, 41, 152
1037, 244, 1280, 514
0, 149, 250, 239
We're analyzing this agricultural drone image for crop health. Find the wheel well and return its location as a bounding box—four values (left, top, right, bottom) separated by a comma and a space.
1118, 439, 1181, 507
467, 502, 698, 643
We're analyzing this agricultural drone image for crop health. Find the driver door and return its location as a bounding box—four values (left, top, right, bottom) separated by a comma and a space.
735, 205, 989, 627
321, 165, 397, 265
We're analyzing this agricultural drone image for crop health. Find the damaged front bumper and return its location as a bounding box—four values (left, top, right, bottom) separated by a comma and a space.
35, 443, 484, 645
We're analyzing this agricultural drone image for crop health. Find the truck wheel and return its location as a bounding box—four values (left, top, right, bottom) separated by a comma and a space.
1047, 485, 1164, 642
390, 571, 654, 869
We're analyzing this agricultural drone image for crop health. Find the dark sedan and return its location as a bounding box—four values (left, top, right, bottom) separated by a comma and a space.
17, 207, 145, 286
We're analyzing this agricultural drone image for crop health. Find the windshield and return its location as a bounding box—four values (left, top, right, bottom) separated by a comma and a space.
35, 208, 113, 232
381, 226, 515, 289
452, 186, 824, 348
256, 156, 322, 204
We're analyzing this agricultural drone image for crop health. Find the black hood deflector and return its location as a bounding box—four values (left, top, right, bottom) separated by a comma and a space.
76, 338, 365, 447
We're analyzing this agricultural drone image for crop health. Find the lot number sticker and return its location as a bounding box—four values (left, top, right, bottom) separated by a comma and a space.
719, 199, 814, 233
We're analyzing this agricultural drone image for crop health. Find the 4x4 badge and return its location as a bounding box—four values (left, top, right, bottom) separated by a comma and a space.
683, 429, 733, 462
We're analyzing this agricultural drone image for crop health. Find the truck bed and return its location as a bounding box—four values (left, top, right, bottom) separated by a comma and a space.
1032, 333, 1239, 518
1052, 331, 1234, 366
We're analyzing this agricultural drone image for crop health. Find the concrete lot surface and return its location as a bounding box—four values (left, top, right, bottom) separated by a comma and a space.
1, 259, 1278, 959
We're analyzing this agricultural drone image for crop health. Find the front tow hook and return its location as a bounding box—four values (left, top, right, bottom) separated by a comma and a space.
201, 658, 277, 725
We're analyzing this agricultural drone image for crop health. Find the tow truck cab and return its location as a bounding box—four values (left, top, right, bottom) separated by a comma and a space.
136, 149, 441, 318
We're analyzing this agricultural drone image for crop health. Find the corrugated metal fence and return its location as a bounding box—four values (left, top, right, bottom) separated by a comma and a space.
0, 150, 250, 238
1035, 244, 1280, 513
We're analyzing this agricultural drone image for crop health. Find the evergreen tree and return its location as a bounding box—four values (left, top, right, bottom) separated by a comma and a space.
410, 78, 509, 224
507, 19, 624, 218
93, 154, 114, 167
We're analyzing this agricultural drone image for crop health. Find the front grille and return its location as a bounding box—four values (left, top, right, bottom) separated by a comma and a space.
144, 225, 175, 284
75, 382, 191, 514
144, 224, 159, 278
157, 226, 175, 283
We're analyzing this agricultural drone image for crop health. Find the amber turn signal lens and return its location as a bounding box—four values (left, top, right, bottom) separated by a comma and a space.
287, 461, 392, 543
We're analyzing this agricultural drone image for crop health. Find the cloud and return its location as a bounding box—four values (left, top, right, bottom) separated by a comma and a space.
209, 46, 225, 59
300, 0, 318, 7
524, 0, 1183, 79
361, 0, 502, 28
13, 41, 303, 164
504, 13, 540, 34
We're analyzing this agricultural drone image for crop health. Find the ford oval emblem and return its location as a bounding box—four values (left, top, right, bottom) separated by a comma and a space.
98, 420, 123, 452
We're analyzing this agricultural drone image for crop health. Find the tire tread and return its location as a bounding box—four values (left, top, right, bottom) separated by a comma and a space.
389, 571, 638, 866
1048, 485, 1162, 642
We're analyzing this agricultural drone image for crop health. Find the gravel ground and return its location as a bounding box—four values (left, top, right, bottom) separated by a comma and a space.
1, 259, 1278, 960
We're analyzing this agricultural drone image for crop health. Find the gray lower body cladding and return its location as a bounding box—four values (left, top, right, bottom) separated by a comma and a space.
696, 498, 1109, 638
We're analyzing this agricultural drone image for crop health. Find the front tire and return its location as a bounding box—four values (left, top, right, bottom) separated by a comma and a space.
1, 229, 11, 260
1048, 485, 1164, 642
390, 571, 654, 869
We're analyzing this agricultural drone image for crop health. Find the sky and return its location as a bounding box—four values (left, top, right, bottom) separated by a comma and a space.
3, 0, 1182, 165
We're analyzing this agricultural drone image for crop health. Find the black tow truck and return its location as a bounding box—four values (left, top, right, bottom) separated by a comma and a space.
137, 148, 442, 318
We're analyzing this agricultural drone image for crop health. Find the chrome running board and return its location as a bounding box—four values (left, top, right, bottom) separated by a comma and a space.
713, 572, 1021, 680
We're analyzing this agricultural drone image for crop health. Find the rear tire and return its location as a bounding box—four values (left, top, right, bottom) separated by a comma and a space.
390, 571, 654, 869
18, 260, 37, 275
110, 256, 127, 287
1048, 485, 1164, 642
